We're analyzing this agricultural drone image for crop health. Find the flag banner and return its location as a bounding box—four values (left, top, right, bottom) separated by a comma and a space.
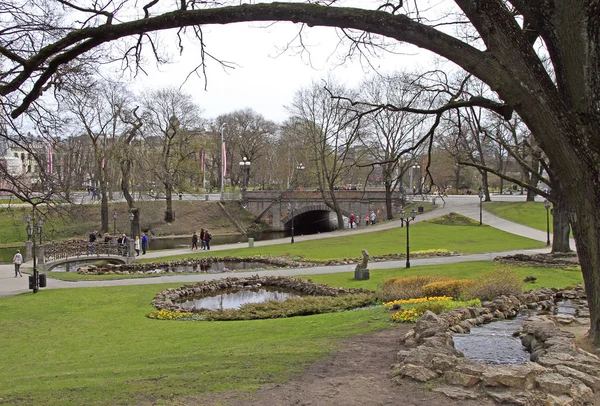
47, 143, 53, 173
222, 142, 227, 178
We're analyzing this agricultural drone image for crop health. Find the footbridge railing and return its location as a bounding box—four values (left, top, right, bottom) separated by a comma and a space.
35, 240, 136, 271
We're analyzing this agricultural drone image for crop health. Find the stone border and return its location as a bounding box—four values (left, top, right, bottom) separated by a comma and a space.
395, 286, 600, 405
151, 275, 373, 312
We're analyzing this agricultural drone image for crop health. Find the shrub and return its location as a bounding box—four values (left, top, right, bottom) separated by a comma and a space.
465, 268, 523, 301
378, 276, 450, 302
422, 279, 475, 299
389, 298, 481, 323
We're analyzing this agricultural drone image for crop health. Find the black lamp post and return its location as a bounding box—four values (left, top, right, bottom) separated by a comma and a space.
112, 210, 118, 235
478, 189, 484, 226
239, 156, 250, 207
128, 211, 135, 239
544, 199, 551, 246
25, 214, 39, 293
399, 208, 417, 268
288, 202, 296, 244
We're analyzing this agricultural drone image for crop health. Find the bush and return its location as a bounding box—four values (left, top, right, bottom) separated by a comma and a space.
378, 276, 450, 302
422, 279, 475, 299
465, 268, 523, 301
390, 298, 481, 323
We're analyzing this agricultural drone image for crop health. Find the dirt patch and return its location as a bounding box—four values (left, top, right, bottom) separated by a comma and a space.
494, 252, 579, 269
181, 325, 493, 406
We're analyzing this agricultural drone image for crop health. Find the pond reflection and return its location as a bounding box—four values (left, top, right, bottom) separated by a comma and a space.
178, 287, 303, 310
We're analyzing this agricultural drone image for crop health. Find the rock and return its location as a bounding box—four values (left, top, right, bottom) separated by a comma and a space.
431, 386, 479, 400
534, 373, 573, 395
486, 389, 532, 405
444, 371, 481, 387
482, 364, 547, 390
397, 364, 439, 382
544, 394, 574, 406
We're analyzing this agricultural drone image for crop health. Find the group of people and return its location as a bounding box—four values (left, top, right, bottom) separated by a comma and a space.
88, 231, 149, 256
191, 229, 212, 250
348, 211, 377, 228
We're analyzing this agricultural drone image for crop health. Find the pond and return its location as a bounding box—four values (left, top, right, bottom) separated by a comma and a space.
0, 246, 26, 264
50, 259, 267, 273
453, 313, 532, 366
177, 287, 303, 310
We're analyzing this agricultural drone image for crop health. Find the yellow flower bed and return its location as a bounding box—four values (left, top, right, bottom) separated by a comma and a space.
383, 296, 453, 307
148, 309, 192, 320
391, 308, 420, 323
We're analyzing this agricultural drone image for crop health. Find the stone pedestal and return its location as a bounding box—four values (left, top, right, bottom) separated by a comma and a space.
25, 241, 33, 261
354, 269, 370, 280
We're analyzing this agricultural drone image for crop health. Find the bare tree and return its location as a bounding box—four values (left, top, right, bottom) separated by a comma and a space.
289, 79, 361, 229
141, 87, 203, 222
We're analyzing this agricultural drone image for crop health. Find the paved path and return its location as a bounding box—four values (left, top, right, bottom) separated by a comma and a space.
0, 195, 572, 298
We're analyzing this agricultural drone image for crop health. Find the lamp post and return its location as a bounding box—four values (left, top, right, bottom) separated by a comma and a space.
409, 164, 420, 199
239, 156, 251, 207
544, 199, 551, 246
37, 217, 43, 245
112, 210, 117, 235
25, 214, 39, 293
128, 211, 135, 239
220, 123, 226, 200
288, 202, 297, 244
399, 208, 417, 268
478, 189, 484, 226
296, 163, 305, 189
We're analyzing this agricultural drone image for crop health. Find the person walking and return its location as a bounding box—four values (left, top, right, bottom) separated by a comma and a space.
104, 233, 111, 243
365, 213, 370, 226
192, 232, 199, 250
205, 230, 212, 250
12, 250, 23, 277
141, 233, 148, 255
89, 230, 97, 253
200, 228, 207, 250
370, 211, 377, 225
134, 236, 141, 256
349, 214, 355, 229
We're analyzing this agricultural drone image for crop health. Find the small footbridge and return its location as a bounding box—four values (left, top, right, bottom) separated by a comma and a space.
31, 240, 136, 271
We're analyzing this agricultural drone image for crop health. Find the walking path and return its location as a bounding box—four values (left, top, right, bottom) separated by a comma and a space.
0, 195, 572, 298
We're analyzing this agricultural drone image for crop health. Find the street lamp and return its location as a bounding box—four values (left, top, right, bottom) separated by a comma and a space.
296, 163, 305, 189
112, 210, 118, 235
220, 123, 226, 200
37, 217, 43, 246
239, 156, 251, 207
399, 208, 417, 268
478, 189, 484, 226
409, 164, 420, 199
544, 199, 551, 246
128, 211, 135, 240
288, 202, 297, 244
25, 214, 39, 293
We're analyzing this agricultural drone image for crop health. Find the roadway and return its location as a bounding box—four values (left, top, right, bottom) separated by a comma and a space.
0, 194, 569, 298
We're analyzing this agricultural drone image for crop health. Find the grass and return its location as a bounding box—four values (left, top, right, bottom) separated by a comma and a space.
0, 261, 583, 404
140, 221, 546, 263
485, 201, 556, 233
300, 261, 584, 291
0, 284, 390, 405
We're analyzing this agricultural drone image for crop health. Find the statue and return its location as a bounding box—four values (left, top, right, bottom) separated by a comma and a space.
354, 249, 370, 280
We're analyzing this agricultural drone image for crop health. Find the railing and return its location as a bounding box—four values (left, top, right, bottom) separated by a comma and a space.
42, 240, 129, 262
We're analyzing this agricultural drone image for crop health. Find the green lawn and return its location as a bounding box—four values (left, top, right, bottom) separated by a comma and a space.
0, 261, 583, 405
485, 201, 556, 233
141, 221, 546, 263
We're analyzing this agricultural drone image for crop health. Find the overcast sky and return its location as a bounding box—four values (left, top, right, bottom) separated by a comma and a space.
130, 17, 440, 124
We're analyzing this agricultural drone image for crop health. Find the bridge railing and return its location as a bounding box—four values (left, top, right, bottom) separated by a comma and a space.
42, 240, 128, 262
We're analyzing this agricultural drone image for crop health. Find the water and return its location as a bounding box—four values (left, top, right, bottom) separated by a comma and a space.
177, 287, 303, 310
0, 246, 26, 264
453, 313, 532, 366
50, 260, 267, 273
555, 300, 577, 315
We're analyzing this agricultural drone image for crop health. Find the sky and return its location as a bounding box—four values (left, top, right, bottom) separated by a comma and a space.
131, 17, 440, 123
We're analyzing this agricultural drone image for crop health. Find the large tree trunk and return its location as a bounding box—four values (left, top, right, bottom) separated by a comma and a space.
384, 180, 394, 220
164, 182, 174, 222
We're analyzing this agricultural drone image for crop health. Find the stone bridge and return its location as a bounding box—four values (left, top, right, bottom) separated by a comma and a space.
28, 241, 136, 272
246, 190, 404, 231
